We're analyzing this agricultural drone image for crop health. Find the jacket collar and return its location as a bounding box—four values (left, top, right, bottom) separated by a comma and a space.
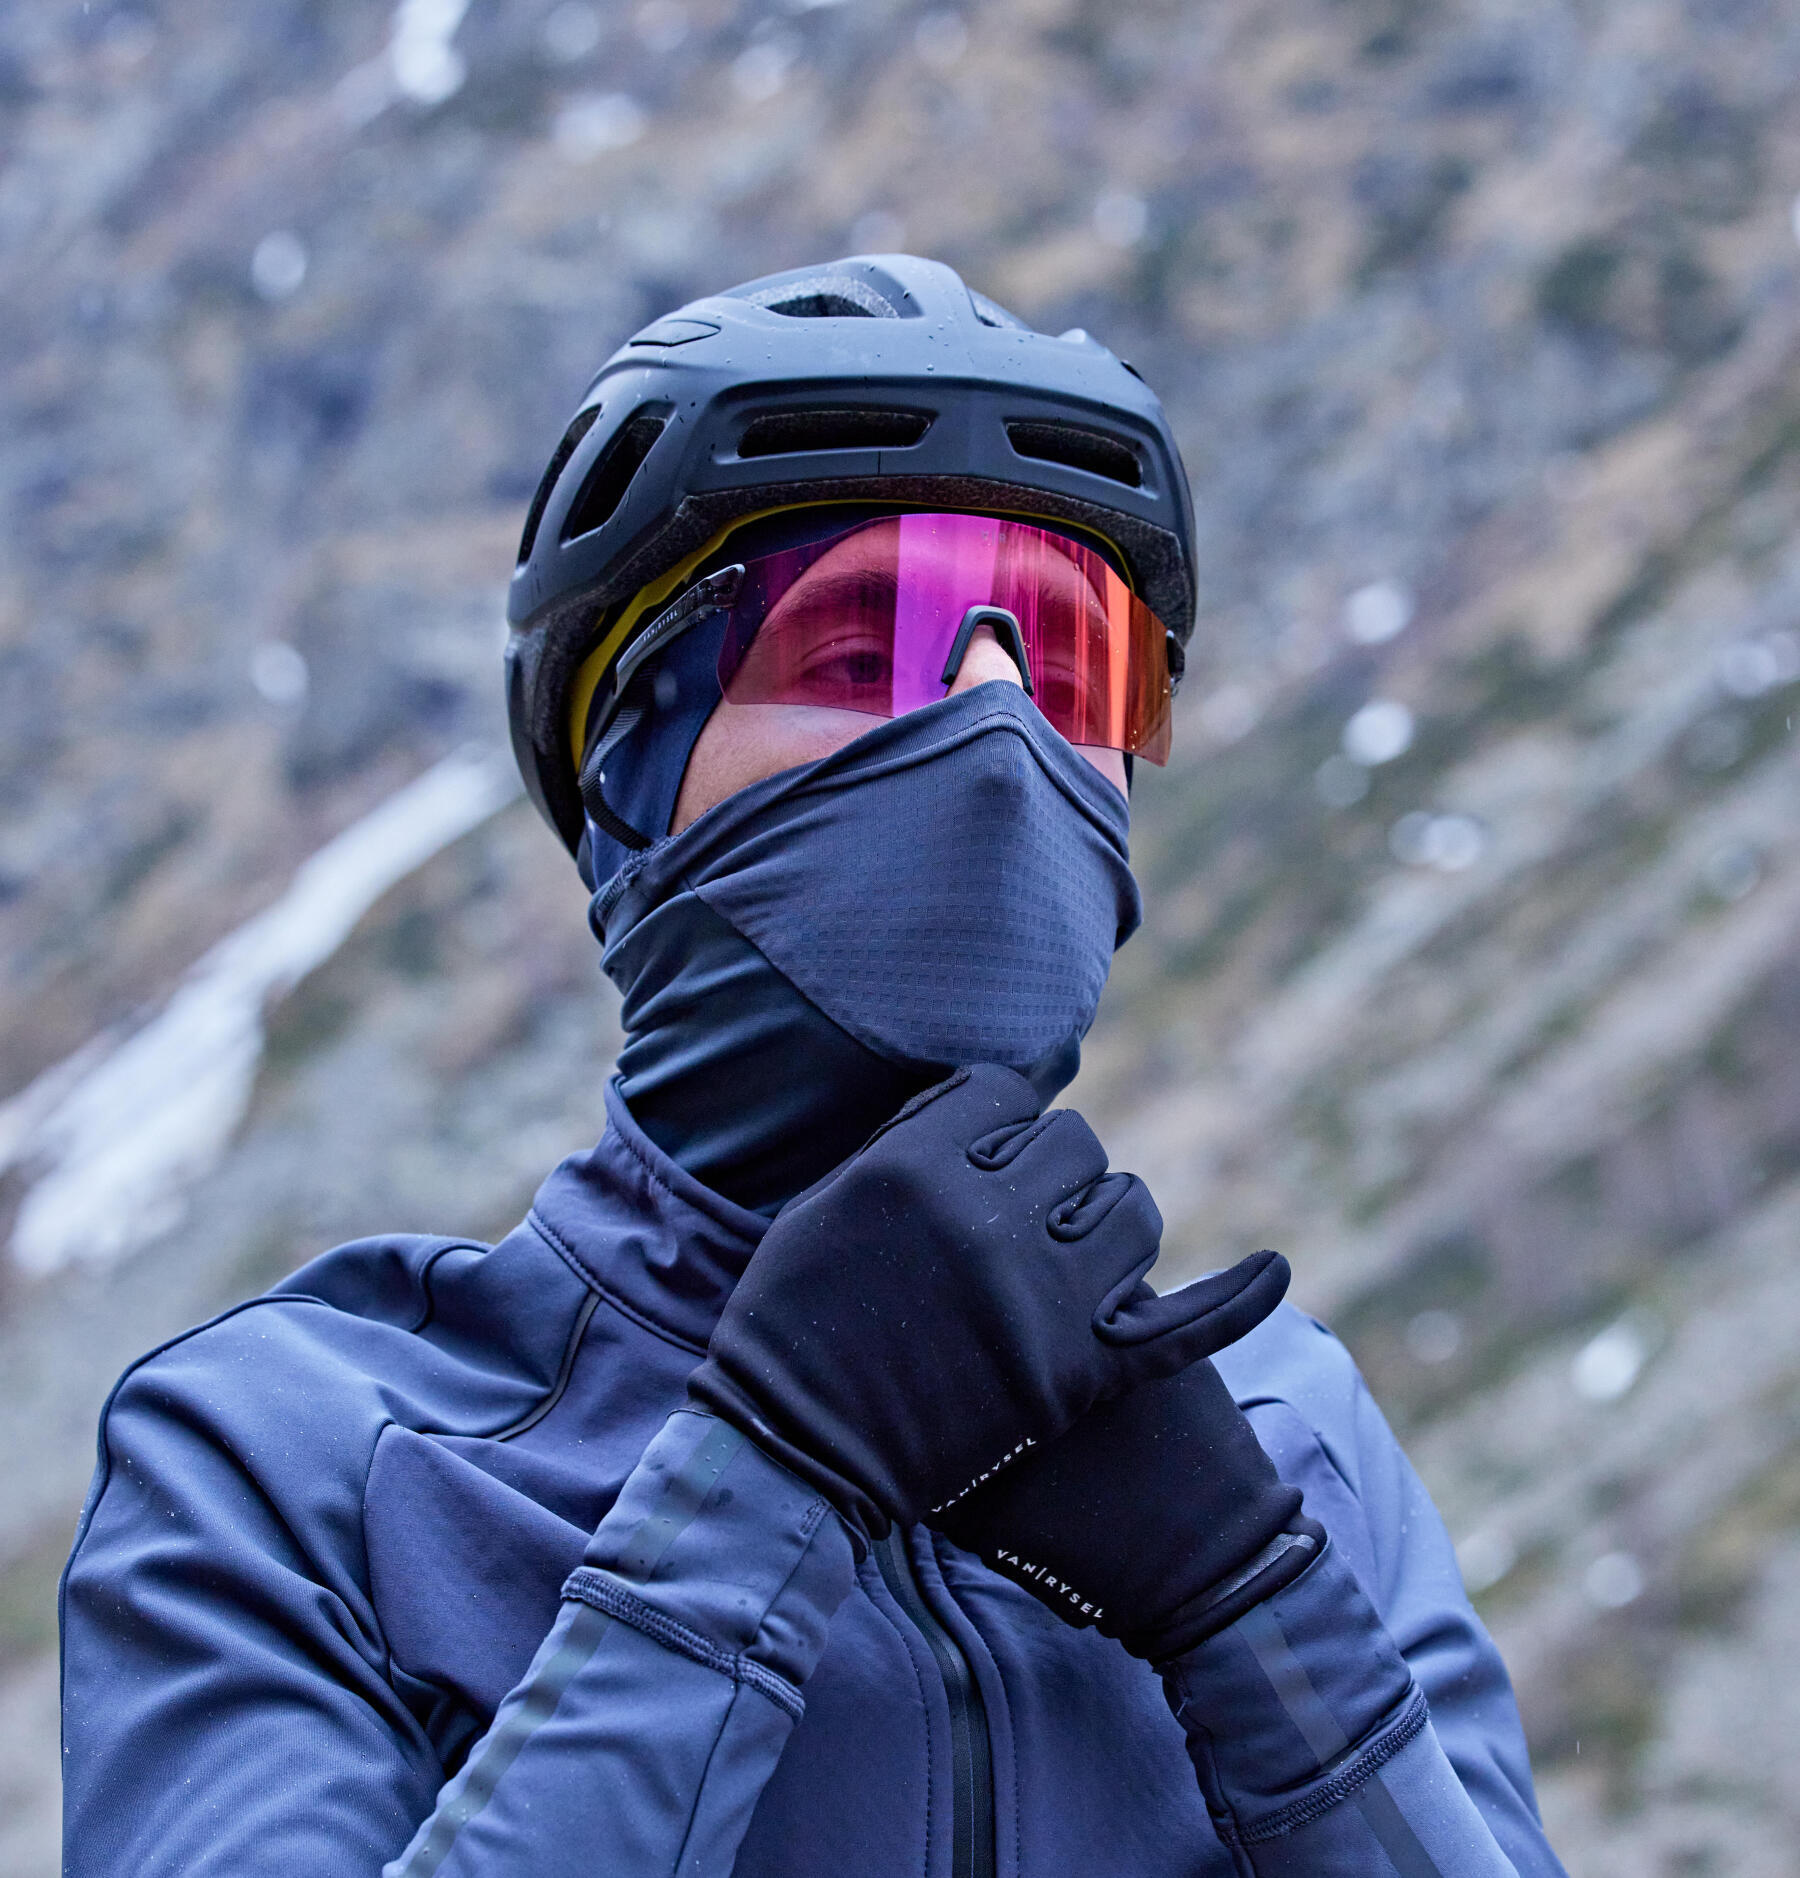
527, 1077, 768, 1353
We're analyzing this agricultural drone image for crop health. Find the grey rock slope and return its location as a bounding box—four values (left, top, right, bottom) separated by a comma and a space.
4, 1, 1800, 1871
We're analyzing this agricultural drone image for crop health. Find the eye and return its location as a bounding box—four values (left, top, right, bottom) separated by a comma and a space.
786, 635, 893, 700
833, 648, 889, 686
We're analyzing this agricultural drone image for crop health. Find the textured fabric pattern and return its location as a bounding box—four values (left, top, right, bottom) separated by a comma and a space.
606, 895, 929, 1214
597, 681, 1139, 1078
690, 693, 1136, 1067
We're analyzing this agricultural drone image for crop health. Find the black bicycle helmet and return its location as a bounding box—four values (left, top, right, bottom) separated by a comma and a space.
504, 253, 1197, 855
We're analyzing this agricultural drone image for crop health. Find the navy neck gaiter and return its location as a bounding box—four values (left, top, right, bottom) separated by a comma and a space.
593, 684, 1142, 1214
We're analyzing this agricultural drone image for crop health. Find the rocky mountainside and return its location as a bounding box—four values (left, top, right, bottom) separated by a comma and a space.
4, 0, 1800, 1871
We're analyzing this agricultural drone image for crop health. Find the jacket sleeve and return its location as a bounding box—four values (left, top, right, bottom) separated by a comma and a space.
62, 1366, 854, 1878
383, 1408, 854, 1878
1159, 1335, 1566, 1877
1161, 1538, 1524, 1876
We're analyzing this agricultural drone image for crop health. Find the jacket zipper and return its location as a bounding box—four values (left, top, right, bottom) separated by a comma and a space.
874, 1529, 995, 1878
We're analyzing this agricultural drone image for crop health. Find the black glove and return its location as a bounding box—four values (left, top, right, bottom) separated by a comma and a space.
938, 1347, 1326, 1662
688, 1065, 1289, 1547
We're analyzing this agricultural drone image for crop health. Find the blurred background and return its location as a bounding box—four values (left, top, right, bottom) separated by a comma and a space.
4, 0, 1799, 1870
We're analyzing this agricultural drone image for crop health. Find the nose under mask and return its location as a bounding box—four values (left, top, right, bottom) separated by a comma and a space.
595, 684, 1142, 1213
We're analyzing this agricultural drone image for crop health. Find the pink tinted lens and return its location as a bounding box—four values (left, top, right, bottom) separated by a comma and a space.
716, 513, 1172, 762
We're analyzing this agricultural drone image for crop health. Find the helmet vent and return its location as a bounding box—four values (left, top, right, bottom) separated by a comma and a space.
737, 407, 933, 458
762, 292, 877, 318
518, 404, 599, 564
741, 274, 898, 319
560, 409, 670, 542
1005, 419, 1143, 489
969, 289, 1029, 331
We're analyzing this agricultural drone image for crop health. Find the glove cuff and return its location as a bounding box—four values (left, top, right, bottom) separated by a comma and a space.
1127, 1515, 1327, 1663
684, 1368, 888, 1555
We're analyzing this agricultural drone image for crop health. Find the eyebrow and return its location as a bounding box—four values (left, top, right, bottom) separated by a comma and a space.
775, 566, 902, 613
789, 563, 901, 600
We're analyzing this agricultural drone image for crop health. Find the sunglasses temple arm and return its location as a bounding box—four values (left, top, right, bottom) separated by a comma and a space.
941, 605, 1035, 696
612, 563, 746, 702
575, 563, 748, 856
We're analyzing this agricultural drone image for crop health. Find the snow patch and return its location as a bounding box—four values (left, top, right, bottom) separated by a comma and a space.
0, 748, 520, 1277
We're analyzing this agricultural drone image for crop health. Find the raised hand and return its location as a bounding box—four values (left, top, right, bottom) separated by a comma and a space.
688, 1064, 1289, 1547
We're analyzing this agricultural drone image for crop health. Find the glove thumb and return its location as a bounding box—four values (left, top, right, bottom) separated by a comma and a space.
1094, 1249, 1291, 1381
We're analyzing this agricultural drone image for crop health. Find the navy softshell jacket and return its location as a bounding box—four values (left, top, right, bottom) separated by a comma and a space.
62, 1082, 1565, 1877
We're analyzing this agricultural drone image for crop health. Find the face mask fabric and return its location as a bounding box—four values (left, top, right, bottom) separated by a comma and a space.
593, 685, 1141, 1213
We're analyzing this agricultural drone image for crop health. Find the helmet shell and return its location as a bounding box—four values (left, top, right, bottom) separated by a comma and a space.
505, 254, 1196, 852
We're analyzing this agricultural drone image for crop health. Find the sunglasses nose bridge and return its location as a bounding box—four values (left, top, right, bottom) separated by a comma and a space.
940, 605, 1035, 696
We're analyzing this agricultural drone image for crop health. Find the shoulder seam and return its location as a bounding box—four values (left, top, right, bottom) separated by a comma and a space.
526, 1208, 710, 1357
71, 1290, 369, 1533
61, 1284, 400, 1620
490, 1288, 604, 1441
64, 1233, 570, 1573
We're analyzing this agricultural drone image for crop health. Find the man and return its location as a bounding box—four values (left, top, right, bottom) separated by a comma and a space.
61, 256, 1565, 1876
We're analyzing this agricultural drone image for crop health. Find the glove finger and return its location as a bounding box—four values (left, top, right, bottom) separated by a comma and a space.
968, 1104, 1108, 1200
1047, 1170, 1145, 1242
1053, 1172, 1164, 1321
965, 1113, 1054, 1170
1095, 1250, 1290, 1377
856, 1063, 1038, 1162
1049, 1170, 1162, 1267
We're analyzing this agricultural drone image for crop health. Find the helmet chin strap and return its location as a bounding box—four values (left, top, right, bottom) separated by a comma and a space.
578, 704, 652, 853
